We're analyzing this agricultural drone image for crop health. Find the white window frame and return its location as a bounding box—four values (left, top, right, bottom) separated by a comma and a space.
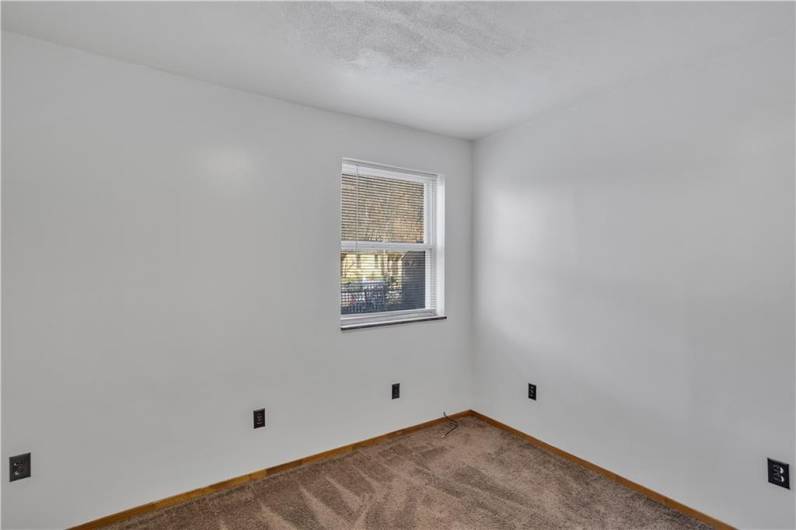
340, 159, 445, 329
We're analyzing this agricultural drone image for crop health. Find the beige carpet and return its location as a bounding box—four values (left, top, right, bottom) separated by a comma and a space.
108, 417, 709, 529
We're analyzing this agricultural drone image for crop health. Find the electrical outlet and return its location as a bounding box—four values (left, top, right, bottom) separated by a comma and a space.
392, 383, 400, 399
9, 453, 30, 482
768, 458, 790, 489
528, 383, 537, 401
253, 408, 266, 429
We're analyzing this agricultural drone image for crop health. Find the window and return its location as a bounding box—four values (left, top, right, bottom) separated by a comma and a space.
340, 160, 444, 329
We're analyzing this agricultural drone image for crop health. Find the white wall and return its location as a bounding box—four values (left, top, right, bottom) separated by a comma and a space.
1, 32, 473, 529
4, 13, 796, 530
473, 25, 795, 529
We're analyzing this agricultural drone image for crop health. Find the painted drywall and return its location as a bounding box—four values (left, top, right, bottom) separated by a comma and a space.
3, 8, 796, 530
1, 32, 473, 529
473, 25, 796, 529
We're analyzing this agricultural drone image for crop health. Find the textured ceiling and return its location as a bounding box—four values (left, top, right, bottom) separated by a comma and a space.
2, 2, 791, 139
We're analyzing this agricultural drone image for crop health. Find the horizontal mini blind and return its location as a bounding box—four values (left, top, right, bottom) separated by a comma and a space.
341, 173, 424, 243
340, 161, 438, 320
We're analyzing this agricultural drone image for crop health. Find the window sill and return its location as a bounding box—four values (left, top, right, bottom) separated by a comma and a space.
340, 315, 447, 331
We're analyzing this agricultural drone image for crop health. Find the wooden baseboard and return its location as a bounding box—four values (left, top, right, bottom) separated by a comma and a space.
468, 410, 733, 530
71, 411, 471, 529
73, 409, 732, 530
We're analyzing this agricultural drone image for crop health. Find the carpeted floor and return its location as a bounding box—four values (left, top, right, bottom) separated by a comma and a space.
108, 417, 709, 529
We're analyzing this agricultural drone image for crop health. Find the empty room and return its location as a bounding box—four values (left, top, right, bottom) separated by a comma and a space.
1, 2, 794, 529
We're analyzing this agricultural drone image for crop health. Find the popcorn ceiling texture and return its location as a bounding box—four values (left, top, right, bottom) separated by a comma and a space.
280, 3, 533, 74
4, 2, 788, 138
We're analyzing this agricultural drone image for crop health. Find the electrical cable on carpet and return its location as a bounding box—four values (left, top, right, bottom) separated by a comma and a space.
442, 411, 459, 437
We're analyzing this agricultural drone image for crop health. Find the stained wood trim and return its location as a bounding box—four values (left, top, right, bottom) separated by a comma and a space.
73, 409, 733, 530
70, 411, 471, 529
468, 410, 734, 530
